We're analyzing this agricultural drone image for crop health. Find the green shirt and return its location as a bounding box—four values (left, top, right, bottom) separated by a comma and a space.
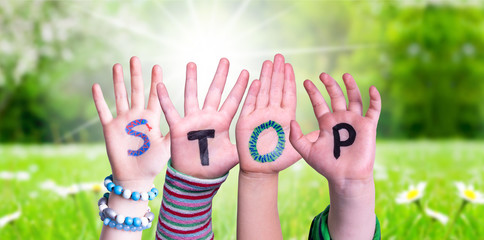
308, 205, 381, 240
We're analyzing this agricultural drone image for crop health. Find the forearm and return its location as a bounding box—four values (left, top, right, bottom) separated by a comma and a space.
156, 161, 227, 240
100, 179, 154, 240
236, 170, 282, 240
327, 178, 376, 240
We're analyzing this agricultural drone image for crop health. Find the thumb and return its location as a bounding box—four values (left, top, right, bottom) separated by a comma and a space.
289, 120, 312, 160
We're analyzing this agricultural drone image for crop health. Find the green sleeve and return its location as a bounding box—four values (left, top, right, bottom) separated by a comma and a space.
308, 205, 381, 240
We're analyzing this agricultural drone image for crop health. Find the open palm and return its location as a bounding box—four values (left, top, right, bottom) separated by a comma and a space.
157, 58, 249, 179
236, 54, 317, 174
290, 73, 381, 183
92, 57, 170, 182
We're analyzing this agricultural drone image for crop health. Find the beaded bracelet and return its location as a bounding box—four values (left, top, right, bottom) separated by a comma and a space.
103, 175, 159, 201
98, 193, 155, 232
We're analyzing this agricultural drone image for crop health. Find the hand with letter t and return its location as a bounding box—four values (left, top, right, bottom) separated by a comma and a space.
289, 73, 382, 240
154, 59, 249, 239
156, 58, 249, 179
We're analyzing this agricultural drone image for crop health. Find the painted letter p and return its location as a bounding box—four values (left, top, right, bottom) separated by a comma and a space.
332, 123, 356, 159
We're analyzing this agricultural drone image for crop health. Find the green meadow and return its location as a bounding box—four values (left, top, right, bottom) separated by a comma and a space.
1, 141, 483, 239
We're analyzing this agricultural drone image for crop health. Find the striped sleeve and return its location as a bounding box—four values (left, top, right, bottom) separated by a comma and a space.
308, 205, 381, 240
156, 161, 228, 240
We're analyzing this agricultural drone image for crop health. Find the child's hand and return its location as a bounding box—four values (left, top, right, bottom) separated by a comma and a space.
156, 58, 249, 179
290, 73, 381, 187
236, 54, 315, 174
92, 57, 170, 183
290, 73, 381, 240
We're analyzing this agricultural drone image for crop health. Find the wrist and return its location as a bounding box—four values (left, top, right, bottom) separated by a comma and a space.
328, 177, 375, 199
327, 178, 376, 240
112, 178, 155, 192
239, 168, 279, 181
170, 156, 230, 179
328, 177, 375, 215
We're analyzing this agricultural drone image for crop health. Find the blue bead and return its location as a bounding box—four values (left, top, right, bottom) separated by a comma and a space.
151, 188, 159, 197
124, 217, 133, 226
133, 217, 141, 227
109, 221, 116, 228
137, 226, 143, 231
131, 226, 137, 232
116, 224, 123, 230
103, 192, 110, 199
106, 182, 115, 191
148, 192, 155, 200
103, 218, 111, 225
131, 192, 140, 201
104, 175, 113, 181
113, 185, 123, 195
123, 225, 130, 231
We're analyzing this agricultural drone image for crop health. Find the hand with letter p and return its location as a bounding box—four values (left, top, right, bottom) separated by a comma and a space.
290, 73, 382, 240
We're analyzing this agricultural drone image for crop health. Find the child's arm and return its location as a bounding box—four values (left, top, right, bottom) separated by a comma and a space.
235, 54, 317, 239
155, 58, 249, 239
92, 57, 170, 239
290, 73, 381, 240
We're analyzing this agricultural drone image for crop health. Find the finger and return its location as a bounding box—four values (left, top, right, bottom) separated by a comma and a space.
92, 84, 113, 125
319, 73, 347, 112
269, 54, 285, 107
184, 62, 199, 116
303, 80, 330, 119
282, 63, 297, 110
342, 73, 363, 115
203, 58, 230, 111
147, 65, 163, 113
130, 56, 145, 110
112, 63, 129, 115
255, 60, 273, 108
289, 120, 312, 160
157, 83, 181, 126
220, 69, 249, 120
365, 86, 381, 122
240, 80, 261, 117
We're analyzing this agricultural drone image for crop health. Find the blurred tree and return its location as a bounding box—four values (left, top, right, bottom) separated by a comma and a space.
381, 2, 484, 138
2, 1, 483, 142
0, 1, 98, 142
290, 1, 484, 138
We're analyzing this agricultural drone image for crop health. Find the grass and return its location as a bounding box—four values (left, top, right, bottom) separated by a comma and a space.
1, 141, 483, 239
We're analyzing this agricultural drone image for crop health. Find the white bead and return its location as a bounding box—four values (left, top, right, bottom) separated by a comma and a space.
116, 214, 125, 224
99, 204, 108, 212
140, 192, 149, 201
104, 179, 112, 187
141, 217, 149, 227
147, 206, 151, 212
122, 189, 132, 199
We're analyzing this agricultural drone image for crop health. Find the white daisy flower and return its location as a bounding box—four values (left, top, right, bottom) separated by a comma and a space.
40, 180, 103, 198
0, 210, 21, 228
79, 182, 104, 193
0, 171, 30, 181
455, 182, 484, 204
396, 182, 427, 204
424, 208, 449, 225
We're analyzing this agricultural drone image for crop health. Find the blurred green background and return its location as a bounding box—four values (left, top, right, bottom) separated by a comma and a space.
1, 0, 484, 239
